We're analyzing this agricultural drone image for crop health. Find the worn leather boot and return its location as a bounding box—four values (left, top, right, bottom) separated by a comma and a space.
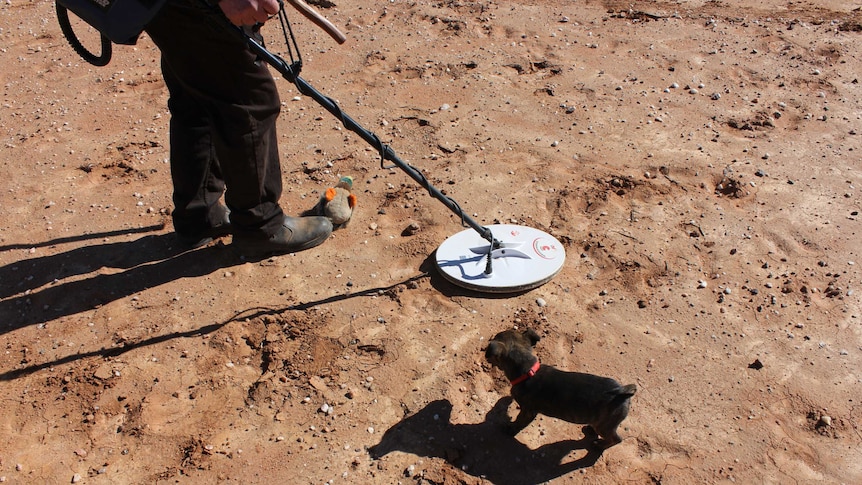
233, 215, 333, 255
175, 203, 232, 249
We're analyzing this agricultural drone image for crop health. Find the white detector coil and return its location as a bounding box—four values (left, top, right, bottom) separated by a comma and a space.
435, 224, 566, 293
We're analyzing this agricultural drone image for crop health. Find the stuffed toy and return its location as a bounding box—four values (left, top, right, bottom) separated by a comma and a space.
315, 175, 356, 228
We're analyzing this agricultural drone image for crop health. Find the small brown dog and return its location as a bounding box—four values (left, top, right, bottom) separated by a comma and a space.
485, 328, 636, 449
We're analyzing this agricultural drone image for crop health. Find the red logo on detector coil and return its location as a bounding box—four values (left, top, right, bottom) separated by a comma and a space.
533, 238, 560, 260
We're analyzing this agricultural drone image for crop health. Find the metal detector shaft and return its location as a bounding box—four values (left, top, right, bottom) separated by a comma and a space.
241, 31, 500, 249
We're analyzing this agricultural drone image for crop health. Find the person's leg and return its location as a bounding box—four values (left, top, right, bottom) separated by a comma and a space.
145, 0, 331, 252
160, 56, 230, 246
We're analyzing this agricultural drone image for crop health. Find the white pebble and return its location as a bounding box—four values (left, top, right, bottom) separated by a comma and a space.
536, 298, 547, 307
367, 427, 374, 434
698, 280, 708, 288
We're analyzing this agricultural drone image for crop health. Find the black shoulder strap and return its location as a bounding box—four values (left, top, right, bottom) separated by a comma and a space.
55, 1, 113, 66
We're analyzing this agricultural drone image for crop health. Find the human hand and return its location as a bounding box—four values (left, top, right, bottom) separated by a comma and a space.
218, 0, 280, 26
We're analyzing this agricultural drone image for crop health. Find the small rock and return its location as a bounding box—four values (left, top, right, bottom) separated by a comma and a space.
698, 280, 708, 289
402, 222, 421, 236
536, 298, 547, 307
817, 415, 832, 427
93, 364, 114, 380
72, 474, 82, 483
748, 359, 764, 370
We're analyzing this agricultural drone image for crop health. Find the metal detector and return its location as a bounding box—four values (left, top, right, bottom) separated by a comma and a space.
225, 2, 566, 293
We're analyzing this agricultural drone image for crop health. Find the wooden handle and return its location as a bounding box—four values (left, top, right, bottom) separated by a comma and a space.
285, 0, 347, 44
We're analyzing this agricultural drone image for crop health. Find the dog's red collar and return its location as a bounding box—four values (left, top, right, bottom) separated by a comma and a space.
509, 360, 540, 386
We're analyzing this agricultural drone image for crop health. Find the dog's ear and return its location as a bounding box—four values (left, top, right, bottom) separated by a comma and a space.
485, 341, 505, 360
524, 328, 541, 347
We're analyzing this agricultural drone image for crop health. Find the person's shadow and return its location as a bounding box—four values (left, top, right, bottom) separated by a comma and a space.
0, 231, 249, 334
369, 397, 602, 485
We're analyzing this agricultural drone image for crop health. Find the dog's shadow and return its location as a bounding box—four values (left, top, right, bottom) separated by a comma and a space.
368, 397, 602, 485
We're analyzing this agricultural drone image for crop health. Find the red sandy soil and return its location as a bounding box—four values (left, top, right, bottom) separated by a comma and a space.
1, 0, 861, 483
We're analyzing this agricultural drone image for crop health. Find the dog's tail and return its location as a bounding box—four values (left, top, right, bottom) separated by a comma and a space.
617, 383, 637, 397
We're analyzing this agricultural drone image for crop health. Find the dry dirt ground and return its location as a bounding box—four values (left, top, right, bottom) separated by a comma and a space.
2, 0, 862, 483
